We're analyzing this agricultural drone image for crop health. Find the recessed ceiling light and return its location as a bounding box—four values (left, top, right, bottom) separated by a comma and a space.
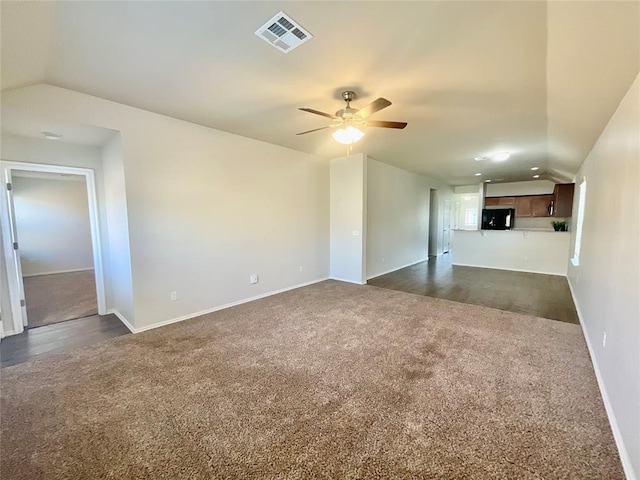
474, 156, 488, 161
533, 174, 540, 179
42, 131, 62, 140
474, 172, 482, 176
492, 152, 510, 162
485, 179, 492, 183
530, 166, 539, 171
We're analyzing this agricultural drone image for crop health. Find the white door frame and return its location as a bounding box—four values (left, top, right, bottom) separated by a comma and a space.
0, 160, 106, 335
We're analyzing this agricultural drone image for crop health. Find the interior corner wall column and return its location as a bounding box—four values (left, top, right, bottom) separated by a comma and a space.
329, 153, 367, 284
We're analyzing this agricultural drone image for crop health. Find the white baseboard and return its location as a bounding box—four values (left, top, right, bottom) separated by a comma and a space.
105, 309, 135, 333
118, 277, 330, 334
1, 328, 19, 338
568, 280, 636, 480
23, 267, 93, 277
366, 258, 426, 280
329, 276, 367, 285
451, 262, 566, 277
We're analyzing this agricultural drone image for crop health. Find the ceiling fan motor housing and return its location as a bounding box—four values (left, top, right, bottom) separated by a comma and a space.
337, 91, 363, 124
341, 90, 356, 102
336, 107, 359, 118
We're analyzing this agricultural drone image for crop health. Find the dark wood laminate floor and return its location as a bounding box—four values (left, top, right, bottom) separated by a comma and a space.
1, 314, 130, 368
368, 254, 579, 324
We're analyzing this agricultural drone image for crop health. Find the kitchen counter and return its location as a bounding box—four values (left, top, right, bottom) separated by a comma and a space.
452, 230, 571, 275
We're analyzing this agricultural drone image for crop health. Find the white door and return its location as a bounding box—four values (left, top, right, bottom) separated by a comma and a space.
442, 199, 451, 254
4, 169, 28, 327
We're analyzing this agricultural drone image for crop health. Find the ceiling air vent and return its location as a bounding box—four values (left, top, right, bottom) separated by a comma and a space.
255, 11, 313, 54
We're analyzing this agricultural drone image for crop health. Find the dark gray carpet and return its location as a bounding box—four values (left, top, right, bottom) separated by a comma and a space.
23, 270, 98, 328
0, 281, 622, 479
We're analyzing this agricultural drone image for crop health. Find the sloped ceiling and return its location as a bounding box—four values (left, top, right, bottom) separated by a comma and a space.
1, 1, 638, 185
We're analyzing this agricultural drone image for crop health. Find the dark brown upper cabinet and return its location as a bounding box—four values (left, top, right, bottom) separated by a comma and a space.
484, 183, 575, 218
485, 194, 556, 218
484, 197, 515, 207
551, 183, 575, 217
532, 195, 554, 217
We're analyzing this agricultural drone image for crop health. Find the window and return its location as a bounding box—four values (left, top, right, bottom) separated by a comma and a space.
571, 178, 587, 266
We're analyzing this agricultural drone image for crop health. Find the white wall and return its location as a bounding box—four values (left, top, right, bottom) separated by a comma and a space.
13, 176, 93, 276
101, 135, 135, 324
567, 73, 639, 478
513, 217, 558, 231
366, 158, 430, 278
453, 230, 570, 275
453, 194, 480, 231
122, 119, 329, 330
485, 179, 555, 196
330, 154, 366, 284
454, 185, 480, 195
2, 84, 330, 330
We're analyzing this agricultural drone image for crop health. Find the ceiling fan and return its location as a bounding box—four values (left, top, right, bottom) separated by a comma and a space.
297, 91, 407, 144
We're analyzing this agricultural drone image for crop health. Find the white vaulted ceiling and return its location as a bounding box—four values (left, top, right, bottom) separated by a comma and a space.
1, 1, 638, 185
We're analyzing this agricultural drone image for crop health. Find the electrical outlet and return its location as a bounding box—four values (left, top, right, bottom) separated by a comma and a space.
250, 274, 259, 284
170, 291, 178, 301
602, 332, 607, 348
299, 266, 303, 272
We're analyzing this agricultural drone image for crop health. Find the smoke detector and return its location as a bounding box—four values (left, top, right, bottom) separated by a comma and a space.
255, 11, 313, 53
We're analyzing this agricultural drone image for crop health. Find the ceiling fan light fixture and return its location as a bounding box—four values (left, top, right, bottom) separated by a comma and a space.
332, 125, 365, 145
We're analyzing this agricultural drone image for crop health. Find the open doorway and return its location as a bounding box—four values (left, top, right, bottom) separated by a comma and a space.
1, 161, 105, 335
13, 171, 98, 328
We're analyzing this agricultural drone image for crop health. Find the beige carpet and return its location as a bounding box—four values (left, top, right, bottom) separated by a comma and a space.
23, 270, 98, 328
1, 281, 622, 479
